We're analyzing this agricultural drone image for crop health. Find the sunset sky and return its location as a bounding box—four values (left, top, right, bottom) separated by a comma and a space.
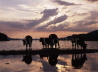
0, 0, 98, 38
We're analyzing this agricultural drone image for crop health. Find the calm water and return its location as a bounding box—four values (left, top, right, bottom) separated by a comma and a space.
0, 40, 98, 72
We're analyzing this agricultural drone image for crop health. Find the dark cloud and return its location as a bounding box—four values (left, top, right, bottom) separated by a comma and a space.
0, 21, 25, 28
64, 21, 98, 32
0, 8, 98, 33
41, 8, 58, 19
65, 11, 98, 32
88, 11, 98, 20
0, 8, 58, 31
64, 26, 93, 32
35, 22, 69, 32
47, 15, 67, 25
53, 0, 78, 6
86, 0, 98, 2
27, 8, 58, 27
76, 21, 98, 26
35, 20, 98, 32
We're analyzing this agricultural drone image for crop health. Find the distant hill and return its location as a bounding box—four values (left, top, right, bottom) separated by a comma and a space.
61, 30, 98, 41
79, 30, 98, 41
0, 32, 10, 41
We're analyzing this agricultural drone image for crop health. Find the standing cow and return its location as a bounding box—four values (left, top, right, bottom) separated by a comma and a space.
23, 35, 33, 50
49, 34, 60, 48
71, 34, 87, 50
39, 37, 50, 48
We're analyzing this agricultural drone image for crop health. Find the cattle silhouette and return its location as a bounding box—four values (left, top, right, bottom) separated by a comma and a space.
49, 34, 60, 48
40, 34, 60, 48
39, 48, 59, 66
39, 54, 58, 66
39, 37, 51, 48
22, 55, 32, 65
22, 50, 32, 65
71, 34, 87, 50
23, 35, 33, 50
71, 53, 87, 69
48, 54, 58, 66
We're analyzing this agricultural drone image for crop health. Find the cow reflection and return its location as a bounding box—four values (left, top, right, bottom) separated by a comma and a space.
48, 55, 58, 66
71, 53, 87, 69
39, 53, 59, 66
22, 51, 32, 65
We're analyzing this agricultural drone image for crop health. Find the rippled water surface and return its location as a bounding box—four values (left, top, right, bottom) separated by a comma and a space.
0, 40, 98, 72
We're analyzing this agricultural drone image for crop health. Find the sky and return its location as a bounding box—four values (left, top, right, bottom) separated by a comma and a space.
0, 0, 98, 38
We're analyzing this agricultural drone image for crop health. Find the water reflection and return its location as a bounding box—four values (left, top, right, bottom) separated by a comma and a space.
22, 50, 32, 65
0, 51, 98, 72
0, 41, 98, 72
48, 54, 59, 66
71, 53, 87, 69
39, 48, 59, 66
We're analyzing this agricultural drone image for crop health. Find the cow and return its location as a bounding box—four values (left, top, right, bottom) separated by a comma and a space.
71, 34, 87, 50
49, 34, 60, 48
39, 37, 51, 48
23, 35, 33, 50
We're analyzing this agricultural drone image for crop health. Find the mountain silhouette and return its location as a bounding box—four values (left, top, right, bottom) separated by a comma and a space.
79, 30, 98, 41
62, 30, 98, 41
0, 32, 9, 41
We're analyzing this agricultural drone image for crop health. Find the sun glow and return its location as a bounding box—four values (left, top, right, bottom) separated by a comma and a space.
49, 16, 56, 21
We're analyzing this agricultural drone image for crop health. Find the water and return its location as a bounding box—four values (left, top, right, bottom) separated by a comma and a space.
0, 40, 98, 72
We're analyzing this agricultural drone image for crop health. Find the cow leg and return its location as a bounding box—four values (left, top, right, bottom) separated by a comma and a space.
45, 45, 47, 48
58, 41, 60, 48
75, 44, 76, 49
26, 44, 28, 50
72, 43, 74, 49
77, 44, 79, 49
43, 45, 44, 48
55, 44, 57, 48
81, 46, 83, 50
29, 44, 32, 50
51, 45, 53, 48
47, 44, 50, 48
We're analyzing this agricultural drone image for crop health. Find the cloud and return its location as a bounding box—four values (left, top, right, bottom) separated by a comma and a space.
53, 0, 78, 6
27, 8, 58, 27
35, 22, 69, 32
0, 21, 25, 29
76, 21, 98, 26
0, 0, 31, 8
76, 13, 88, 16
86, 0, 98, 2
47, 15, 67, 25
64, 21, 98, 32
34, 20, 98, 32
88, 11, 98, 20
0, 8, 58, 31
